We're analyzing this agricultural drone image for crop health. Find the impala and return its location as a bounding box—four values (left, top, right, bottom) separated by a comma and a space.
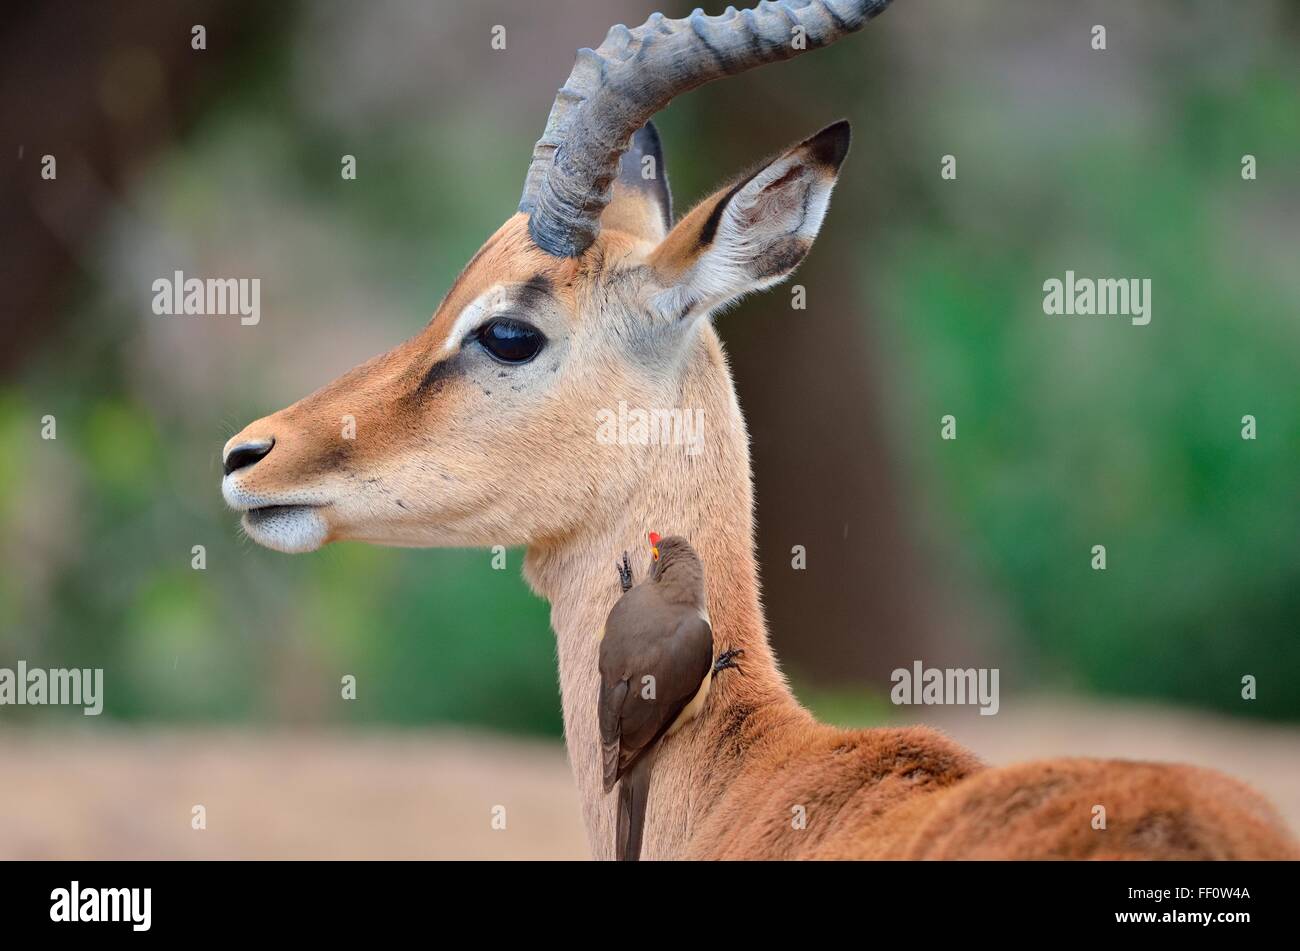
221, 0, 1297, 859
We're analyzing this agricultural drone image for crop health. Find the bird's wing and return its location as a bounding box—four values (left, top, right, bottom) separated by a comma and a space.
598, 676, 629, 794
676, 614, 715, 682
598, 597, 716, 787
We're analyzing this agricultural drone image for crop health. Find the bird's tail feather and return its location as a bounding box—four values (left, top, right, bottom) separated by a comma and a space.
616, 752, 656, 861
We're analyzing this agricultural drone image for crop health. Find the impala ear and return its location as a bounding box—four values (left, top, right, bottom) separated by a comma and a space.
646, 120, 850, 321
600, 122, 673, 244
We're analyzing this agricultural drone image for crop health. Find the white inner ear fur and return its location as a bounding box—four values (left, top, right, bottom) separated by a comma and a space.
650, 150, 837, 323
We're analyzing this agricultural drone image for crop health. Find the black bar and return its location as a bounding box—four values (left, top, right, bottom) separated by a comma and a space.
1, 860, 1288, 937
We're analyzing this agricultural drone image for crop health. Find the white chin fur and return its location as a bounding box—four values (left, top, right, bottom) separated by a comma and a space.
242, 506, 328, 553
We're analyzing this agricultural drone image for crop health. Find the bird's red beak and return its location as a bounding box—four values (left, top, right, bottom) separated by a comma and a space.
649, 532, 661, 561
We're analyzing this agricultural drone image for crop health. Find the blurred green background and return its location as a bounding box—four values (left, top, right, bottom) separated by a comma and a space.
3, 0, 1298, 737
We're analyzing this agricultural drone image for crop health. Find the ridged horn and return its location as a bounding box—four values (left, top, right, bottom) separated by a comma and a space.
519, 0, 896, 257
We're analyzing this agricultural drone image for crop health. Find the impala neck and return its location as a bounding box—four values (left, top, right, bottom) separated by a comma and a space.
524, 328, 805, 859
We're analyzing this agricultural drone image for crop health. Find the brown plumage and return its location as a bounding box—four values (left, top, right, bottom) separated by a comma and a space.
599, 536, 714, 861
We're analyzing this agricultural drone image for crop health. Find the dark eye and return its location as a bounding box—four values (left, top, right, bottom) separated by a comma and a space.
475, 317, 546, 365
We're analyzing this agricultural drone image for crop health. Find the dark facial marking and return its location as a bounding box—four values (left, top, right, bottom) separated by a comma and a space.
414, 352, 464, 399
300, 438, 354, 477
513, 274, 554, 313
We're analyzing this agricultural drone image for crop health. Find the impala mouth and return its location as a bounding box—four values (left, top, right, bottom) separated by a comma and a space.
230, 498, 331, 554
244, 503, 323, 519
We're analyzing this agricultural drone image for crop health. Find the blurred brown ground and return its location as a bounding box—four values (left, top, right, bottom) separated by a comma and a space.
2, 698, 1296, 860
0, 728, 588, 860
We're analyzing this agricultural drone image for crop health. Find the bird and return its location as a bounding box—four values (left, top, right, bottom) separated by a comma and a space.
598, 532, 743, 860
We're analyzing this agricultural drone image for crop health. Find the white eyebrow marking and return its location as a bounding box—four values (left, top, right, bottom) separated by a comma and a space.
440, 284, 510, 356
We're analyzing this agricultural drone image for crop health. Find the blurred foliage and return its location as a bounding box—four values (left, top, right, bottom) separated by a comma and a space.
874, 54, 1300, 720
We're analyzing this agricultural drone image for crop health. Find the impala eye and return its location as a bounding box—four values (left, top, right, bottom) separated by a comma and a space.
476, 317, 546, 365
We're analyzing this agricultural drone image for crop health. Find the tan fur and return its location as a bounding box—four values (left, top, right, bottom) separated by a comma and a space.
225, 146, 1299, 861
600, 180, 669, 246
648, 188, 732, 283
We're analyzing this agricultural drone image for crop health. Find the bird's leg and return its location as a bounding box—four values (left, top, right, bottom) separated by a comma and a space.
617, 551, 634, 594
713, 648, 745, 675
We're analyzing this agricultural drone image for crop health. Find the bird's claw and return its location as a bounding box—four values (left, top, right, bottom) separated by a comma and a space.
713, 648, 745, 675
617, 551, 633, 594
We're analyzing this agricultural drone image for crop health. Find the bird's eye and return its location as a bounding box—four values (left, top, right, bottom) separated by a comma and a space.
475, 317, 546, 365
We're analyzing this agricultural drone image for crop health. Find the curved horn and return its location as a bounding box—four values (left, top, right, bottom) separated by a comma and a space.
519, 0, 896, 258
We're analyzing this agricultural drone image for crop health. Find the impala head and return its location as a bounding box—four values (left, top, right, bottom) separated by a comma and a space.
222, 0, 893, 554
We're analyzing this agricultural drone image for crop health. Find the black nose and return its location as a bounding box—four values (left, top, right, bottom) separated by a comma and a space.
223, 439, 274, 475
